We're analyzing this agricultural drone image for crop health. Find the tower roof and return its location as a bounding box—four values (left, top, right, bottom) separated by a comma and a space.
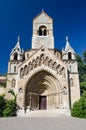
65, 36, 75, 53
10, 36, 23, 55
33, 10, 53, 23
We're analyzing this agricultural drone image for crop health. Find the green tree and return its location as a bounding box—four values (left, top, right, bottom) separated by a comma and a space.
83, 50, 86, 63
71, 91, 86, 118
0, 90, 17, 117
76, 54, 86, 94
80, 82, 86, 94
3, 89, 17, 117
0, 95, 6, 117
3, 100, 17, 117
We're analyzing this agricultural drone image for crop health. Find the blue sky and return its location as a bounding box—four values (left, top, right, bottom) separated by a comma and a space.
0, 0, 86, 75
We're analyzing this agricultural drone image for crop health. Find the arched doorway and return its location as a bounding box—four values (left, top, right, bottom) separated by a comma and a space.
24, 71, 60, 111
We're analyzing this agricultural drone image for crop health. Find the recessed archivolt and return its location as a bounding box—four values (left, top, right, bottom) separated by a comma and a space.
26, 75, 57, 93
22, 69, 62, 107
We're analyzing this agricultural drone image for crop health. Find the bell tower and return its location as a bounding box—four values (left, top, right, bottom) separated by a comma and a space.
32, 10, 54, 49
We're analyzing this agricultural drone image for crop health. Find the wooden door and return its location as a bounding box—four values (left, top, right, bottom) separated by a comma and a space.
39, 96, 46, 110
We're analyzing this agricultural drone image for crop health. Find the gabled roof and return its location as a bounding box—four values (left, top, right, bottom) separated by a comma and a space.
18, 45, 66, 68
33, 10, 53, 22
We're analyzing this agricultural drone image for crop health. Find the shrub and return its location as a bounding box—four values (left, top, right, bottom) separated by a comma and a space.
0, 89, 17, 117
71, 91, 86, 118
3, 100, 17, 117
0, 95, 6, 117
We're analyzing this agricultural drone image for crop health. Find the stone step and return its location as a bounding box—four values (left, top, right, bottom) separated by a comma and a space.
17, 109, 71, 117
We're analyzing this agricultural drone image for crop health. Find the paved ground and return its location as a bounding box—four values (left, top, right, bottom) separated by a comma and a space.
0, 116, 86, 130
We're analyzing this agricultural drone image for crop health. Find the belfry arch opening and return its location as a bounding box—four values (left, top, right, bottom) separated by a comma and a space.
24, 71, 60, 111
14, 52, 18, 60
38, 25, 47, 36
68, 52, 72, 60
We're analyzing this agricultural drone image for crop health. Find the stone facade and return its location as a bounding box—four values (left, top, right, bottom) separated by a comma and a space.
6, 10, 80, 114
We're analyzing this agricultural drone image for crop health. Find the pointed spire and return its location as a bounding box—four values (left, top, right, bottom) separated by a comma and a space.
65, 36, 75, 53
15, 35, 21, 51
65, 36, 71, 51
42, 9, 44, 12
10, 36, 24, 56
66, 36, 68, 41
17, 35, 20, 43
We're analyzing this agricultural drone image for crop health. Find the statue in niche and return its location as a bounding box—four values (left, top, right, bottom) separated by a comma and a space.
44, 57, 49, 66
48, 59, 52, 68
19, 88, 23, 93
52, 62, 57, 70
63, 87, 67, 95
63, 100, 67, 109
12, 79, 16, 87
32, 60, 36, 68
24, 66, 28, 75
56, 65, 61, 73
29, 62, 32, 71
40, 54, 44, 65
36, 57, 40, 66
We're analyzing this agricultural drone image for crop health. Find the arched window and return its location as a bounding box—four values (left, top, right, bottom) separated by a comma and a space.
14, 66, 16, 72
12, 79, 16, 88
38, 26, 47, 36
14, 52, 18, 60
68, 52, 72, 60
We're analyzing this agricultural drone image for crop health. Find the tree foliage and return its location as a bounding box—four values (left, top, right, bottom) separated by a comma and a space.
80, 82, 86, 94
71, 51, 86, 118
71, 92, 86, 118
76, 51, 86, 94
3, 100, 17, 117
83, 50, 86, 63
0, 95, 6, 117
0, 90, 17, 117
0, 83, 6, 88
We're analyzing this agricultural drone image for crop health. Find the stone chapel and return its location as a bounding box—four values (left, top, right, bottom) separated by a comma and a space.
6, 10, 80, 114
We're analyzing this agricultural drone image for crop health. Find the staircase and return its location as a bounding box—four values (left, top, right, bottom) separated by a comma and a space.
17, 109, 70, 117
